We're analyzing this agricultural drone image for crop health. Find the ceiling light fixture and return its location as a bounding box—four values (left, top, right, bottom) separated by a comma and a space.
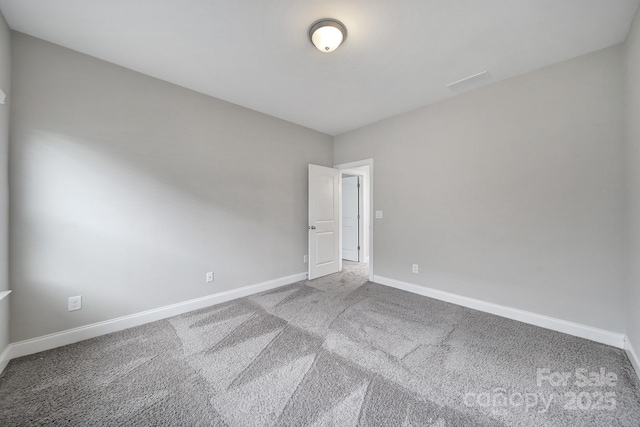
308, 18, 347, 53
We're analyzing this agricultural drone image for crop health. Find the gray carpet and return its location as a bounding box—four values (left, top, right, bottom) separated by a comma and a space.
1, 261, 639, 426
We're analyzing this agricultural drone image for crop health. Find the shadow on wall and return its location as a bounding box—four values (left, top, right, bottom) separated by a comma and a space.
8, 126, 309, 338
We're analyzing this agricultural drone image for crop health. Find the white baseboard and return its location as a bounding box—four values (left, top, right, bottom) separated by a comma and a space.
626, 337, 640, 379
373, 275, 625, 349
0, 344, 10, 375
2, 272, 307, 371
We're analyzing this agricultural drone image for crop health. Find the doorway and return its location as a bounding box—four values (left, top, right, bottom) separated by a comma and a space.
307, 159, 373, 282
336, 159, 373, 282
341, 174, 360, 262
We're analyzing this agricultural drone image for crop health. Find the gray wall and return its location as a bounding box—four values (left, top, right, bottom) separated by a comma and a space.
626, 9, 640, 349
9, 33, 332, 342
335, 46, 626, 333
0, 12, 9, 354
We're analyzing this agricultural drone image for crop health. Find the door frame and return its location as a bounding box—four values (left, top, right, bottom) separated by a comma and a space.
335, 159, 374, 282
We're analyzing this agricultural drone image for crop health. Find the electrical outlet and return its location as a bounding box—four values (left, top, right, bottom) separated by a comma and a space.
206, 272, 214, 283
304, 255, 308, 263
68, 296, 82, 311
412, 264, 419, 274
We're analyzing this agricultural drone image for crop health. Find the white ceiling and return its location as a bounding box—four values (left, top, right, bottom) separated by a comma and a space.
0, 0, 638, 135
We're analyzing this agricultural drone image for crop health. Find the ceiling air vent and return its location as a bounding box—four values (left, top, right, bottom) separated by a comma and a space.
447, 71, 492, 92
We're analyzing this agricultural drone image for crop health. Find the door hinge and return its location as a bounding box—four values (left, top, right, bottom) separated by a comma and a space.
357, 183, 361, 188
357, 246, 361, 250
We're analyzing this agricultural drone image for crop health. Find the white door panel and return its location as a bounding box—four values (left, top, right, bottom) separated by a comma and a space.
342, 176, 359, 262
315, 232, 335, 264
316, 176, 335, 221
309, 164, 340, 279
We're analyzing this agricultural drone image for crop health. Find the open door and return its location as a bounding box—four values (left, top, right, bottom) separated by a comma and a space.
342, 175, 359, 262
308, 164, 340, 280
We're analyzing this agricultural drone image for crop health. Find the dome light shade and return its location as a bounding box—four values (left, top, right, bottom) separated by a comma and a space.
309, 19, 347, 53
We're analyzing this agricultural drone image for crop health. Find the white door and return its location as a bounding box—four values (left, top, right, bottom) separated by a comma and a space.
308, 164, 340, 280
342, 176, 359, 262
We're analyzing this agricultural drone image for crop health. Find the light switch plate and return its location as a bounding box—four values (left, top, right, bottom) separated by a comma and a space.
375, 210, 383, 219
